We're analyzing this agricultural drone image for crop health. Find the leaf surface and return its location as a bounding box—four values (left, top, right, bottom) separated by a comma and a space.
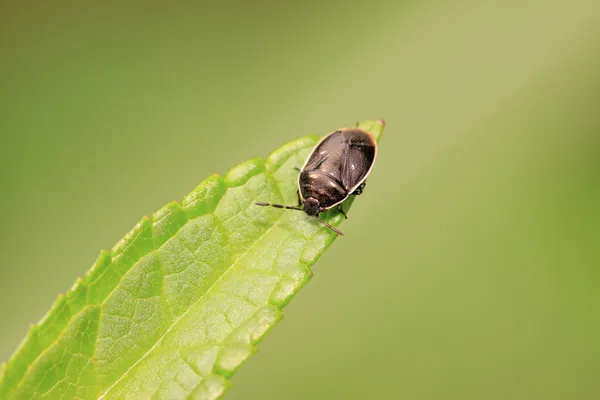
0, 120, 385, 400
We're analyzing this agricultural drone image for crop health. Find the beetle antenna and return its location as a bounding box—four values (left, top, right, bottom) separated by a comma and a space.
256, 202, 344, 236
255, 202, 303, 211
317, 217, 344, 236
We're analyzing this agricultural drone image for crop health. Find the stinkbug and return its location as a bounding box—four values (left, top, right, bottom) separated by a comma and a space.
255, 127, 377, 235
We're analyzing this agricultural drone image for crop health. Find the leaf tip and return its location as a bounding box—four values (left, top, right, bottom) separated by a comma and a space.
357, 119, 386, 142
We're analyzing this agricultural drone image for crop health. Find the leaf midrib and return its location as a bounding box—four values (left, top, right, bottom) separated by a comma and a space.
98, 165, 294, 398
8, 140, 307, 398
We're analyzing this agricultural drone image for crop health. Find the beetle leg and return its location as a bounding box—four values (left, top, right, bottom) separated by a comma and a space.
296, 190, 302, 206
338, 204, 348, 219
352, 181, 366, 196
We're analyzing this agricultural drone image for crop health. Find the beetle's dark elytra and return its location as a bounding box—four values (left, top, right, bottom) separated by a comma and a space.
255, 127, 378, 235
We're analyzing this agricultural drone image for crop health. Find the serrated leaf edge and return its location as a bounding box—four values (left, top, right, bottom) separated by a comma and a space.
0, 119, 385, 399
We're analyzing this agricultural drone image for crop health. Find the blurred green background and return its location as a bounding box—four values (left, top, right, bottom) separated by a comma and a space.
2, 1, 600, 399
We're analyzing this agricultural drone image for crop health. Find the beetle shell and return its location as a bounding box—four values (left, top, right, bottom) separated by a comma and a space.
298, 128, 377, 210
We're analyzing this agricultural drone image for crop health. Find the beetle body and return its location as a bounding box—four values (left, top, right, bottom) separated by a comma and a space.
298, 128, 376, 216
256, 127, 377, 235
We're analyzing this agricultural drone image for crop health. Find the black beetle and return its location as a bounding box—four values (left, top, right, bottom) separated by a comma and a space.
255, 127, 377, 235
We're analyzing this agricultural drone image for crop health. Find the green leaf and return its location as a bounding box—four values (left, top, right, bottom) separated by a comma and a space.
0, 120, 385, 400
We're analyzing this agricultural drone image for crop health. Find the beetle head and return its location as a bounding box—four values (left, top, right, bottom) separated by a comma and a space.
303, 197, 322, 216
